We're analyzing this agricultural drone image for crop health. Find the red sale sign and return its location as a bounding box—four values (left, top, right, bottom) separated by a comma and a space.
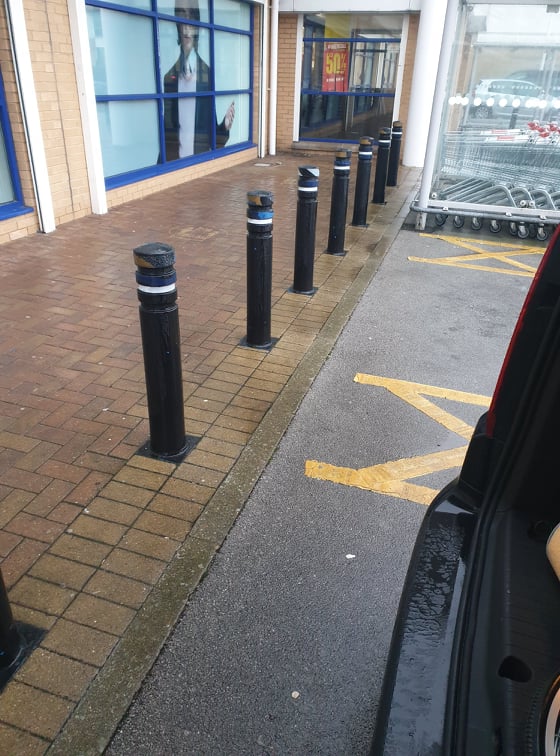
322, 42, 349, 92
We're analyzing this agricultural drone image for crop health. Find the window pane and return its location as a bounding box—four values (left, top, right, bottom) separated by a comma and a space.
118, 0, 151, 8
0, 121, 15, 205
299, 93, 393, 140
157, 1, 210, 24
214, 0, 250, 31
159, 21, 211, 90
97, 101, 160, 177
214, 31, 250, 91
87, 8, 156, 95
216, 92, 247, 146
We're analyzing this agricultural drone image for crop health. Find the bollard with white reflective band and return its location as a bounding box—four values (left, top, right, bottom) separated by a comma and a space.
245, 190, 274, 349
351, 136, 374, 227
134, 242, 188, 460
326, 150, 351, 256
292, 166, 319, 295
387, 121, 403, 187
372, 127, 391, 204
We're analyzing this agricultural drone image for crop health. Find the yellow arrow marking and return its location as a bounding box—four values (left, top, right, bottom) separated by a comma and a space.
409, 234, 543, 277
306, 446, 467, 506
305, 375, 492, 505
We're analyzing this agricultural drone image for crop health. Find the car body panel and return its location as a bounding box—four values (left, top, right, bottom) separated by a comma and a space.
372, 226, 560, 755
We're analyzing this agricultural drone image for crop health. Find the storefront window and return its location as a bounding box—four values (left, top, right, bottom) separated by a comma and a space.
0, 67, 30, 220
86, 0, 253, 187
426, 2, 560, 234
300, 14, 401, 143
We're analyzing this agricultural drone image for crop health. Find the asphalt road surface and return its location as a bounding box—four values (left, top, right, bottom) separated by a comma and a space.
107, 226, 536, 755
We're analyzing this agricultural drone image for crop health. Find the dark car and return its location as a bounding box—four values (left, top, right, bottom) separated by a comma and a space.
372, 226, 560, 755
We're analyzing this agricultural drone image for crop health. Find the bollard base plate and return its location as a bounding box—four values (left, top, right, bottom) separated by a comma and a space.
288, 286, 317, 296
137, 434, 200, 464
240, 336, 278, 352
323, 249, 347, 257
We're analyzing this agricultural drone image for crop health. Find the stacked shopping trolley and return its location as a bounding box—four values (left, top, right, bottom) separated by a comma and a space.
415, 124, 560, 239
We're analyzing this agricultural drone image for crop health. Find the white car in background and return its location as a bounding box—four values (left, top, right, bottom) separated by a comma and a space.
469, 78, 547, 119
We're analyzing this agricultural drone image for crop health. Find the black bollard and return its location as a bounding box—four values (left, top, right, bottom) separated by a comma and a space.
134, 242, 187, 459
246, 190, 274, 349
0, 569, 23, 689
326, 149, 352, 256
387, 121, 403, 187
372, 127, 391, 204
292, 166, 320, 295
351, 136, 374, 226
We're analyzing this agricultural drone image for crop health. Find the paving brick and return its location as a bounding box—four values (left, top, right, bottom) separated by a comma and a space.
47, 502, 82, 525
172, 463, 226, 488
29, 554, 95, 591
49, 534, 112, 567
63, 593, 134, 635
102, 545, 168, 583
134, 510, 192, 540
84, 497, 141, 526
23, 480, 75, 517
0, 681, 74, 740
9, 576, 76, 615
118, 526, 181, 561
41, 618, 117, 666
65, 470, 113, 505
186, 449, 235, 474
0, 531, 22, 558
0, 722, 48, 755
5, 513, 66, 544
2, 540, 48, 589
68, 515, 128, 546
160, 477, 214, 504
0, 490, 37, 529
15, 648, 97, 702
196, 437, 244, 460
149, 494, 204, 522
100, 481, 154, 508
113, 466, 167, 492
12, 604, 57, 632
84, 570, 151, 609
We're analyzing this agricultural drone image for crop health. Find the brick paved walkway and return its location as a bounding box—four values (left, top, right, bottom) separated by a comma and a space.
0, 151, 418, 753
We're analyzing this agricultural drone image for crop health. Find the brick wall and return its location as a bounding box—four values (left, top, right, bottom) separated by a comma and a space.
398, 13, 419, 159
0, 4, 39, 243
276, 15, 298, 151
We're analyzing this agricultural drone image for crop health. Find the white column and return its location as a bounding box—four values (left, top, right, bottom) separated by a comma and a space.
5, 0, 56, 232
67, 0, 107, 215
402, 0, 448, 167
268, 0, 279, 156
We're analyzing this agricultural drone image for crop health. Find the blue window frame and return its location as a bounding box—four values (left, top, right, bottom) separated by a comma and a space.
0, 66, 32, 221
86, 0, 253, 188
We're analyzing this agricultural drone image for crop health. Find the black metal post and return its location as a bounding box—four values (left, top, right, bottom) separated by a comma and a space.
0, 570, 23, 689
326, 149, 351, 255
246, 190, 274, 349
293, 166, 319, 295
372, 127, 392, 204
351, 136, 373, 227
387, 121, 403, 187
509, 108, 519, 129
134, 242, 187, 459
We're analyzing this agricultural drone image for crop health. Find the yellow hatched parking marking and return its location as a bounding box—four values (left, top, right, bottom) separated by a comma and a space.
305, 375, 491, 506
409, 234, 544, 277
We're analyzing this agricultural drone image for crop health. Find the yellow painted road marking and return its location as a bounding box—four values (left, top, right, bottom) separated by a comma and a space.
306, 447, 467, 506
409, 234, 543, 277
354, 374, 490, 440
305, 375, 491, 505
